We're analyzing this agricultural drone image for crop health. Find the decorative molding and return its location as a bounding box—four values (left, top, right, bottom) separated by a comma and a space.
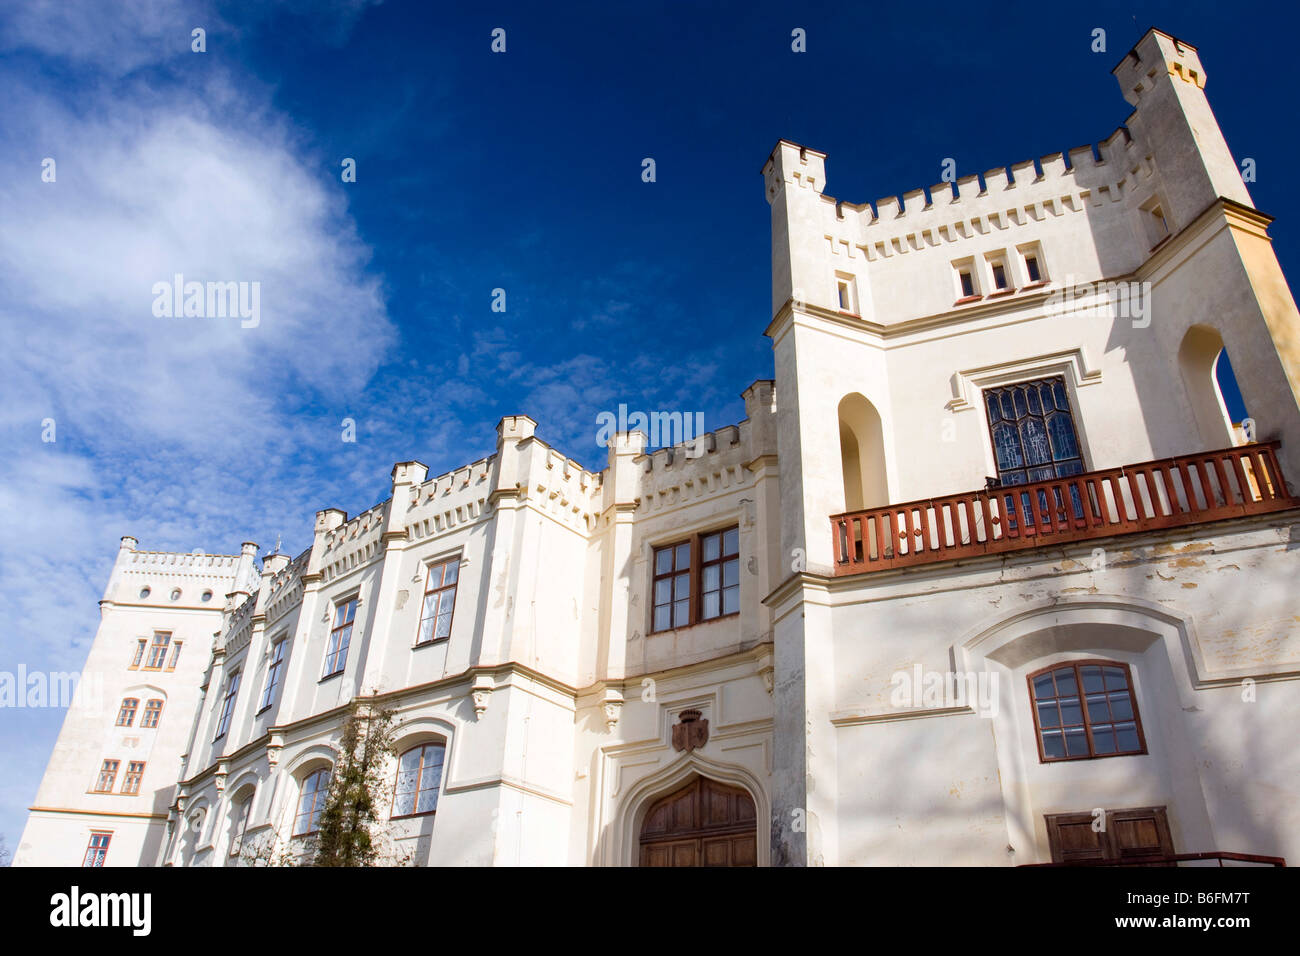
602, 688, 623, 733
946, 347, 1103, 413
471, 674, 494, 720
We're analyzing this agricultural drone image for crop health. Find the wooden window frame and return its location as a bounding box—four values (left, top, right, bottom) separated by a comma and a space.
259, 639, 287, 713
129, 639, 147, 670
322, 597, 358, 679
121, 761, 146, 795
166, 640, 183, 671
650, 526, 741, 634
1027, 659, 1147, 763
115, 697, 139, 727
214, 670, 240, 741
93, 759, 120, 794
141, 698, 164, 729
82, 831, 112, 867
391, 742, 447, 819
1045, 806, 1175, 864
414, 558, 460, 647
294, 768, 331, 837
143, 632, 171, 671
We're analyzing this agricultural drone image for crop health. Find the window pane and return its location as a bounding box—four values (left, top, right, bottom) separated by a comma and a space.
702, 592, 720, 619
1054, 670, 1077, 696
654, 606, 670, 632
1037, 701, 1061, 728
673, 599, 689, 628
1086, 696, 1110, 723
1042, 730, 1064, 758
1103, 667, 1128, 690
986, 393, 1001, 423
1115, 723, 1140, 752
1064, 729, 1089, 756
674, 573, 690, 599
435, 611, 452, 639
654, 579, 671, 605
1080, 667, 1104, 694
1093, 727, 1116, 754
702, 533, 720, 562
418, 616, 435, 644
443, 561, 458, 585
1032, 674, 1055, 698
1059, 700, 1082, 726
675, 543, 690, 569
1110, 695, 1134, 720
722, 586, 739, 615
722, 558, 739, 588
702, 564, 720, 592
655, 548, 672, 575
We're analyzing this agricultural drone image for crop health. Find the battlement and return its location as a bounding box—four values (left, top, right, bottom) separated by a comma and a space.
817, 126, 1150, 268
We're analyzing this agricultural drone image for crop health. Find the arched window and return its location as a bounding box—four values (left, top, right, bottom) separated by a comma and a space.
392, 743, 445, 817
294, 768, 331, 835
229, 789, 255, 857
1028, 660, 1146, 762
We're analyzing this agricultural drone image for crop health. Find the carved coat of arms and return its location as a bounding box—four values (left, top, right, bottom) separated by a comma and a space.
672, 708, 709, 752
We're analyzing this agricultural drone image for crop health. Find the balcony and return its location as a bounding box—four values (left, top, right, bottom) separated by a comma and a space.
832, 442, 1300, 575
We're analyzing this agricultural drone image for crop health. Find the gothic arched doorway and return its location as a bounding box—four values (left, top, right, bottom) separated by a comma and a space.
638, 775, 757, 867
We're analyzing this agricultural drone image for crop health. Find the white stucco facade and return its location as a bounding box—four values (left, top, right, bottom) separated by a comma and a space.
16, 28, 1300, 867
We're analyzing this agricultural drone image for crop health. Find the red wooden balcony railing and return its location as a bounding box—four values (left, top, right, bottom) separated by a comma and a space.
832, 442, 1299, 575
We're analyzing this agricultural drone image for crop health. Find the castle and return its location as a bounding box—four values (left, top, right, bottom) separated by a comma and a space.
17, 28, 1300, 866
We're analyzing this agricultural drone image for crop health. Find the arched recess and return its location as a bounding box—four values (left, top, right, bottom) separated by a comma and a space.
955, 595, 1215, 865
1178, 325, 1242, 448
614, 753, 769, 867
838, 392, 888, 512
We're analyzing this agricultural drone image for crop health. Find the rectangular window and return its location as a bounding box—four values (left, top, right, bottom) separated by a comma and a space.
991, 262, 1008, 289
82, 832, 111, 867
144, 632, 171, 670
959, 270, 975, 298
130, 639, 147, 669
214, 671, 240, 740
141, 699, 164, 729
652, 526, 742, 632
1025, 255, 1041, 283
121, 761, 145, 795
652, 540, 693, 632
94, 760, 120, 793
416, 558, 459, 645
115, 698, 139, 727
259, 640, 286, 712
323, 599, 357, 678
834, 273, 858, 314
699, 527, 740, 620
166, 640, 183, 671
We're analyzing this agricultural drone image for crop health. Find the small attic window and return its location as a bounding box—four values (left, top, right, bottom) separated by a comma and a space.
139, 586, 151, 600
170, 588, 182, 602
959, 271, 976, 297
836, 273, 859, 314
1025, 255, 1041, 283
991, 263, 1008, 290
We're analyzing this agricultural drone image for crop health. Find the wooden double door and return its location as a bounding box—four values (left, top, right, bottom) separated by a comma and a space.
639, 776, 757, 867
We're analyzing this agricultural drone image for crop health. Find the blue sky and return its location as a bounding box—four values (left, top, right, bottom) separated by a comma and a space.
0, 0, 1294, 856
